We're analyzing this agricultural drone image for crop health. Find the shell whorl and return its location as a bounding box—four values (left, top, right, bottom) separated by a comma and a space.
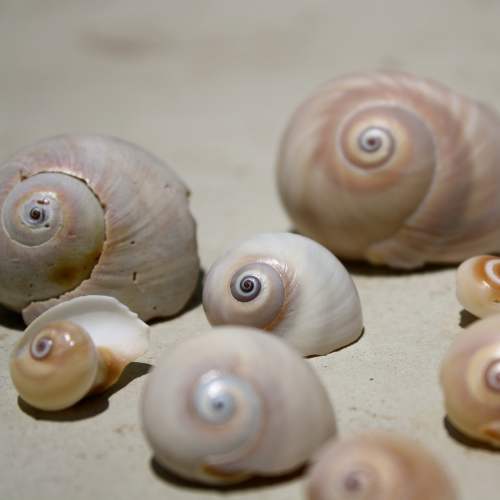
278, 71, 500, 268
140, 326, 336, 484
202, 233, 363, 356
440, 316, 500, 446
0, 135, 199, 322
306, 433, 457, 500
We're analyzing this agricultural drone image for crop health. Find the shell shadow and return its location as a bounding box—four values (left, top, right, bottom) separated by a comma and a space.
150, 458, 306, 492
148, 268, 205, 326
0, 305, 25, 331
17, 361, 152, 422
306, 326, 366, 360
443, 416, 500, 452
459, 309, 478, 328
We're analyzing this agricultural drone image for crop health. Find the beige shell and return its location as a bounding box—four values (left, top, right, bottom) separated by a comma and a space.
140, 326, 336, 484
0, 134, 199, 323
202, 232, 363, 356
306, 433, 457, 500
456, 254, 500, 318
277, 71, 500, 269
440, 315, 500, 446
10, 295, 150, 411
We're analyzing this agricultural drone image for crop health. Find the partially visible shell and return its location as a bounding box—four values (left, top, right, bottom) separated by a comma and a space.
440, 315, 500, 446
456, 255, 500, 317
203, 233, 363, 356
306, 433, 457, 500
0, 135, 199, 323
10, 295, 150, 410
140, 326, 336, 484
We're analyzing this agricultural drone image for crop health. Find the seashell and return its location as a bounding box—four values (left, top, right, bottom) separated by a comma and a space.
456, 254, 500, 318
10, 295, 150, 411
306, 432, 457, 500
277, 71, 500, 269
140, 326, 336, 484
202, 232, 363, 356
440, 315, 500, 446
0, 134, 199, 323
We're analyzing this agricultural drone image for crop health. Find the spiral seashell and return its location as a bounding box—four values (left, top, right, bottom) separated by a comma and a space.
0, 134, 199, 323
140, 326, 336, 484
456, 254, 500, 318
306, 433, 457, 500
277, 71, 500, 269
10, 295, 150, 411
202, 232, 363, 356
441, 315, 500, 446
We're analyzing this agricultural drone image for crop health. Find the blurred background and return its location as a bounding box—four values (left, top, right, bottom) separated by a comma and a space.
1, 1, 499, 499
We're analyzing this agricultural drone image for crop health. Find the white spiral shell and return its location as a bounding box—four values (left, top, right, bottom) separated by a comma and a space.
277, 71, 500, 269
140, 326, 336, 484
0, 134, 199, 323
202, 233, 363, 356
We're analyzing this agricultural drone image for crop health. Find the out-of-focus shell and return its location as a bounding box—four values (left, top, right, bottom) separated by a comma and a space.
10, 295, 150, 411
202, 232, 363, 356
306, 433, 457, 500
440, 315, 500, 446
277, 71, 500, 269
456, 255, 500, 317
0, 134, 199, 323
140, 326, 336, 484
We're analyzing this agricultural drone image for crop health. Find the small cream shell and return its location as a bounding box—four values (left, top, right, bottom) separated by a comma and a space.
440, 315, 500, 446
202, 233, 363, 356
456, 255, 500, 318
10, 295, 150, 411
140, 326, 336, 484
306, 433, 457, 500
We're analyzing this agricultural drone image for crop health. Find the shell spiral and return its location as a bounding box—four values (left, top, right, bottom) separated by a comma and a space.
277, 71, 500, 269
0, 135, 199, 322
306, 433, 457, 500
202, 232, 363, 356
140, 326, 336, 484
440, 315, 500, 446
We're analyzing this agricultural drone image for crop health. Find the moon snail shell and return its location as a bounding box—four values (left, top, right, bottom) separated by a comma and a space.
0, 134, 199, 323
440, 315, 500, 446
10, 295, 150, 411
202, 232, 363, 356
277, 71, 500, 269
306, 433, 457, 500
456, 255, 500, 318
140, 326, 336, 484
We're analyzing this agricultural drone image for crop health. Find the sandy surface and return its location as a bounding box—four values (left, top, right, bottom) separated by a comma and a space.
1, 1, 499, 499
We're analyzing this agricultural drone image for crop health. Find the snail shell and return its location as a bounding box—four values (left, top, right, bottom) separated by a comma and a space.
140, 326, 336, 484
440, 315, 500, 446
277, 71, 500, 269
456, 254, 500, 318
306, 433, 457, 500
202, 232, 363, 356
0, 134, 199, 323
10, 295, 150, 411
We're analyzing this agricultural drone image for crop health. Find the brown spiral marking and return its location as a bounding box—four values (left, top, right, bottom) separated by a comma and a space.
474, 255, 500, 291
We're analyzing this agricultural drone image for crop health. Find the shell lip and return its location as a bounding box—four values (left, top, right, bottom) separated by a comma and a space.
480, 421, 500, 443
24, 295, 150, 362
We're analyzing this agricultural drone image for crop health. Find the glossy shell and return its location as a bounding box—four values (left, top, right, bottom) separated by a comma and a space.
277, 71, 500, 269
0, 134, 199, 323
306, 433, 456, 500
202, 233, 363, 356
440, 315, 500, 446
10, 295, 150, 410
140, 326, 336, 484
456, 255, 500, 317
